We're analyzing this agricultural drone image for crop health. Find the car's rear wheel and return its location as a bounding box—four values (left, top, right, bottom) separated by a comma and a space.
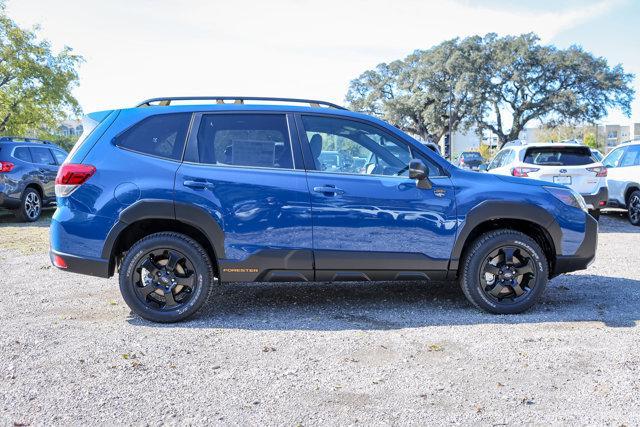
460, 230, 548, 314
119, 232, 215, 323
14, 188, 41, 222
628, 190, 640, 226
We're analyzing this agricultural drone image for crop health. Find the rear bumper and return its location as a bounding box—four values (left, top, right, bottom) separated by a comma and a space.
581, 187, 608, 210
553, 213, 598, 276
50, 249, 111, 278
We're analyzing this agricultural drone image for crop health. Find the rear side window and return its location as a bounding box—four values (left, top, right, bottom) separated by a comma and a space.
524, 146, 594, 166
13, 147, 32, 162
115, 113, 191, 160
29, 147, 56, 165
196, 114, 293, 169
620, 146, 640, 167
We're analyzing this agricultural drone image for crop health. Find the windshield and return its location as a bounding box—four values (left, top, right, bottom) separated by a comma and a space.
523, 146, 595, 166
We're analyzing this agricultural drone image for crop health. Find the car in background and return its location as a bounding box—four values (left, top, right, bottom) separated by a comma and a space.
602, 141, 640, 225
0, 136, 68, 222
590, 149, 604, 162
456, 151, 485, 171
485, 143, 607, 219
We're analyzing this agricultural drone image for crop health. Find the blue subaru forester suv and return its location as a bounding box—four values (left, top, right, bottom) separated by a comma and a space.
50, 96, 597, 322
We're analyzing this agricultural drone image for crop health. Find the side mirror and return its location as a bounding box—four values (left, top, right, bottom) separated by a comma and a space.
409, 159, 432, 189
478, 164, 488, 172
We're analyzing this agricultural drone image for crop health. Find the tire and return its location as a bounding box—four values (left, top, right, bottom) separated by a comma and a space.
14, 187, 42, 222
460, 230, 549, 314
589, 209, 600, 221
119, 232, 215, 323
628, 190, 640, 226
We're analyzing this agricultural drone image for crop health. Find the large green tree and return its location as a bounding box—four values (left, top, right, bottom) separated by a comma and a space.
0, 1, 82, 135
346, 37, 486, 143
346, 33, 634, 149
472, 33, 634, 147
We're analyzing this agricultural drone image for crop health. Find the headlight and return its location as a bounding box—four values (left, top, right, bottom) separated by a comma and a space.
544, 186, 588, 212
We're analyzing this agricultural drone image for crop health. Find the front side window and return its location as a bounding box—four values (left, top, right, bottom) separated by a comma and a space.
619, 145, 640, 167
13, 147, 32, 162
115, 113, 191, 160
29, 147, 56, 165
488, 151, 505, 169
51, 149, 67, 165
301, 115, 440, 177
603, 147, 625, 168
196, 114, 292, 169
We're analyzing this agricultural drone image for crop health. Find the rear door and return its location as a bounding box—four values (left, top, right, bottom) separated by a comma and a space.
297, 114, 457, 281
28, 146, 58, 198
175, 112, 313, 282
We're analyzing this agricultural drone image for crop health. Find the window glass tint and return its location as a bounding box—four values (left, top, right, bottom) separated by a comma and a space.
603, 147, 624, 168
488, 151, 505, 169
620, 146, 640, 167
301, 115, 440, 177
115, 113, 190, 160
52, 149, 67, 164
13, 147, 32, 162
29, 147, 56, 165
196, 114, 292, 168
523, 146, 594, 166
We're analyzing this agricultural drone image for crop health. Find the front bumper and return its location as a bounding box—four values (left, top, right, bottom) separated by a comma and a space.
581, 187, 608, 210
553, 213, 598, 276
50, 249, 111, 278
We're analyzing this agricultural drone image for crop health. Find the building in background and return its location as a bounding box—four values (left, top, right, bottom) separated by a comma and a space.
58, 119, 83, 137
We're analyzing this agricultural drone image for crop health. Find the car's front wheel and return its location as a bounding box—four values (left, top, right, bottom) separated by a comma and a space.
119, 232, 215, 323
14, 188, 41, 222
460, 230, 548, 314
628, 190, 640, 226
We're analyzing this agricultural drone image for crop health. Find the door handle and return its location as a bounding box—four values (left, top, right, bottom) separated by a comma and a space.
313, 186, 345, 195
183, 180, 214, 190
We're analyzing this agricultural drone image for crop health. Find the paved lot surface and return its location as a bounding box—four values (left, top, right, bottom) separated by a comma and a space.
1, 210, 639, 425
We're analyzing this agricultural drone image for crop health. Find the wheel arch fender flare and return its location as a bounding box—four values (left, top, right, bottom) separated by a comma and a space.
101, 199, 225, 261
450, 200, 561, 269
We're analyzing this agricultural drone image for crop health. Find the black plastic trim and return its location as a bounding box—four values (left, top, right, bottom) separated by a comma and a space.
219, 249, 314, 282
581, 186, 608, 208
50, 250, 110, 278
553, 213, 598, 276
313, 249, 449, 271
450, 201, 562, 271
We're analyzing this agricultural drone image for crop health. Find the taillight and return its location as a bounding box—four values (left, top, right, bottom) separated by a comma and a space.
587, 166, 607, 177
0, 161, 14, 172
55, 164, 96, 197
512, 167, 540, 177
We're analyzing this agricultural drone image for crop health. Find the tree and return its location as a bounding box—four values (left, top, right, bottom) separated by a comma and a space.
0, 1, 82, 135
471, 33, 634, 147
346, 37, 486, 143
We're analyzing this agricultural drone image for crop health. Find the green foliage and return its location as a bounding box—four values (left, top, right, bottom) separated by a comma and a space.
0, 2, 83, 135
583, 132, 597, 149
347, 33, 635, 149
346, 37, 486, 143
478, 144, 492, 160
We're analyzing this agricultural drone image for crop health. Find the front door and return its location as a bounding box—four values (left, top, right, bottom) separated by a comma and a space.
297, 114, 457, 281
175, 112, 313, 282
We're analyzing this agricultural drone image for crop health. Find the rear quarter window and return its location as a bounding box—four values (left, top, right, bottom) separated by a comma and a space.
115, 113, 191, 160
13, 147, 32, 162
524, 147, 594, 166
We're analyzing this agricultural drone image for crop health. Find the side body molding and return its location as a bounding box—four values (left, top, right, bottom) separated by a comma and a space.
101, 199, 225, 261
449, 201, 562, 271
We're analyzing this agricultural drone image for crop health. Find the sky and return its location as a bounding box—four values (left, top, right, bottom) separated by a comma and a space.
6, 0, 640, 124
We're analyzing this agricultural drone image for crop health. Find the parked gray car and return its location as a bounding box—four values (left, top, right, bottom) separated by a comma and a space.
0, 136, 68, 222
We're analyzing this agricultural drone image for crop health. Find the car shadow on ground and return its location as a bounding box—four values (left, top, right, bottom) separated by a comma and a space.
0, 208, 54, 226
599, 210, 638, 233
127, 273, 640, 330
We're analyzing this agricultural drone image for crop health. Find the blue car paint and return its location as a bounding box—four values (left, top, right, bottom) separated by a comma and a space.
49, 103, 593, 277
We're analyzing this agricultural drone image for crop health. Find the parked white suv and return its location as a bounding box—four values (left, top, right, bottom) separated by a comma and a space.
486, 143, 608, 218
602, 141, 640, 225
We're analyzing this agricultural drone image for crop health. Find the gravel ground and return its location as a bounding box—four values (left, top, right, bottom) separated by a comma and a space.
1, 210, 639, 425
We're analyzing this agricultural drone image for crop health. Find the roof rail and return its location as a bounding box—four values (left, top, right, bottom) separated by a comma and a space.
135, 96, 348, 110
0, 136, 53, 144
